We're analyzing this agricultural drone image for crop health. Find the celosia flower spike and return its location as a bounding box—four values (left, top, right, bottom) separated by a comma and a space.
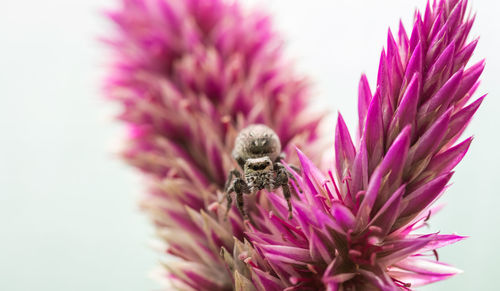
244, 0, 484, 290
104, 0, 324, 289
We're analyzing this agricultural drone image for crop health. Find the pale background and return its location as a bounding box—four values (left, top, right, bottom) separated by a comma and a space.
1, 0, 498, 290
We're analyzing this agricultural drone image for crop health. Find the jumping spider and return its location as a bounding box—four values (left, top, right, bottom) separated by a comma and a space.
224, 124, 297, 220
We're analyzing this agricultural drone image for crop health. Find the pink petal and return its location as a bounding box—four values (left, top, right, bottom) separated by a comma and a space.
379, 126, 412, 187
390, 257, 462, 287
411, 108, 452, 163
350, 138, 369, 198
403, 42, 423, 86
391, 73, 420, 134
442, 95, 485, 146
419, 234, 467, 253
420, 68, 463, 115
355, 168, 382, 230
378, 235, 436, 266
358, 74, 373, 133
251, 267, 284, 291
335, 113, 356, 180
425, 41, 456, 83
330, 202, 356, 230
369, 185, 405, 235
454, 60, 484, 104
258, 244, 312, 265
309, 226, 334, 263
363, 89, 384, 173
426, 137, 472, 175
400, 172, 453, 220
453, 38, 479, 71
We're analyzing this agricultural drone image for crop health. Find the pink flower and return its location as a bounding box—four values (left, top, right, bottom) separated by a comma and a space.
242, 0, 484, 290
103, 0, 324, 289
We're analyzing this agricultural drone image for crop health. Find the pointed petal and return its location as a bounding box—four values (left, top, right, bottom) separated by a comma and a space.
356, 168, 382, 230
426, 137, 472, 176
400, 172, 453, 221
234, 271, 257, 291
309, 226, 334, 263
420, 68, 463, 115
453, 38, 479, 71
398, 20, 409, 60
454, 60, 485, 103
258, 244, 312, 265
379, 126, 412, 187
358, 74, 373, 133
424, 41, 456, 92
392, 73, 420, 132
358, 267, 399, 291
331, 202, 356, 230
419, 234, 467, 253
403, 42, 423, 86
378, 235, 435, 266
363, 89, 384, 173
390, 257, 462, 287
351, 138, 369, 197
411, 108, 452, 163
335, 113, 356, 180
251, 267, 284, 291
442, 95, 485, 146
369, 185, 405, 235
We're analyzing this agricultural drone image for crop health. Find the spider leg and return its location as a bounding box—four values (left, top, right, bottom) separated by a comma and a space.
223, 169, 242, 219
289, 164, 302, 175
235, 177, 250, 219
236, 190, 247, 220
274, 154, 302, 186
275, 162, 293, 219
274, 161, 302, 194
277, 152, 287, 161
285, 167, 300, 190
224, 169, 240, 193
225, 169, 250, 220
224, 190, 233, 220
282, 183, 293, 219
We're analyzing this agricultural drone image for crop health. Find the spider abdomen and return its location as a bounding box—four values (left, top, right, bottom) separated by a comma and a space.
232, 124, 281, 168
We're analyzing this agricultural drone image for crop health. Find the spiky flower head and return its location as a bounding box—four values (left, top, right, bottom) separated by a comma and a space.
241, 0, 484, 290
104, 0, 324, 289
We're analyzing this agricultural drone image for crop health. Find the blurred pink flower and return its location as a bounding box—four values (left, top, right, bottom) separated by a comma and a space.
104, 0, 324, 289
242, 0, 484, 290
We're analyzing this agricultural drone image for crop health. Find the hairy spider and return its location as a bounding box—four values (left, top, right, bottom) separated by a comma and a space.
224, 124, 297, 220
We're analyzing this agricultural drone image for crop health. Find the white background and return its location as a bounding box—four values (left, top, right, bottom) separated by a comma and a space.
1, 0, 498, 290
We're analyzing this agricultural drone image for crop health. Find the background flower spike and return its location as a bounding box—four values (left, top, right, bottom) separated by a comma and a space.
105, 0, 325, 289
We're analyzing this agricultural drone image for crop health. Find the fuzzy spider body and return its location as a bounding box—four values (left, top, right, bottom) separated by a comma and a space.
224, 124, 295, 219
